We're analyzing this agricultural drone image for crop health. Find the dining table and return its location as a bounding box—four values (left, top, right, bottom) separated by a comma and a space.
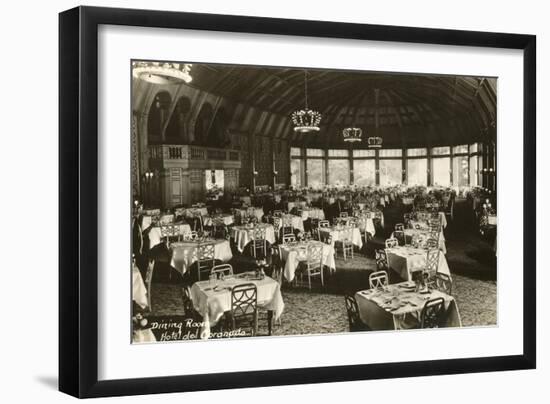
190, 272, 284, 339
386, 245, 451, 281
274, 214, 305, 233
169, 239, 233, 275
202, 214, 235, 227
278, 240, 336, 282
410, 211, 448, 229
132, 264, 148, 309
231, 223, 276, 252
392, 228, 447, 253
234, 207, 264, 222
148, 223, 192, 248
319, 225, 363, 249
354, 282, 461, 330
297, 207, 325, 221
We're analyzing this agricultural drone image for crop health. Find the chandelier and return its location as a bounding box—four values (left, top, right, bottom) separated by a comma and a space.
132, 61, 193, 84
367, 136, 383, 148
291, 70, 322, 133
342, 127, 362, 143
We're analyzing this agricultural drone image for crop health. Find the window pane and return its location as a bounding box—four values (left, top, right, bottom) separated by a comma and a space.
328, 149, 349, 157
353, 159, 375, 186
407, 148, 427, 157
407, 159, 427, 186
469, 155, 478, 186
306, 148, 324, 157
353, 149, 376, 158
431, 146, 450, 156
431, 157, 450, 186
328, 160, 350, 187
469, 143, 479, 153
452, 156, 469, 187
290, 147, 301, 156
452, 144, 468, 154
379, 160, 402, 185
291, 159, 302, 187
307, 159, 325, 188
379, 149, 402, 157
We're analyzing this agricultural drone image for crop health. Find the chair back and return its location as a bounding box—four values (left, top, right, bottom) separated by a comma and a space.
306, 244, 323, 269
435, 272, 452, 294
197, 242, 215, 265
340, 212, 349, 218
375, 249, 388, 270
393, 230, 405, 246
395, 223, 405, 231
231, 283, 258, 334
211, 263, 233, 277
322, 233, 333, 245
420, 297, 446, 328
426, 247, 440, 276
273, 210, 283, 217
369, 270, 389, 289
385, 237, 398, 249
344, 295, 362, 331
282, 234, 296, 244
318, 220, 330, 228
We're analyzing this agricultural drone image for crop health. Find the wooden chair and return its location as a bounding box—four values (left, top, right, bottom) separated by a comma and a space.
281, 216, 294, 237
385, 237, 398, 249
300, 244, 324, 290
425, 247, 441, 280
317, 220, 330, 240
369, 270, 389, 289
344, 295, 369, 331
144, 259, 155, 312
420, 297, 446, 328
395, 223, 405, 231
375, 249, 389, 271
228, 283, 258, 336
196, 242, 215, 281
334, 227, 354, 260
210, 263, 233, 278
393, 230, 406, 246
250, 226, 267, 258
435, 272, 453, 295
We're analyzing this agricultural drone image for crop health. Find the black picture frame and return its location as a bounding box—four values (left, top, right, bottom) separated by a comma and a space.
59, 5, 536, 398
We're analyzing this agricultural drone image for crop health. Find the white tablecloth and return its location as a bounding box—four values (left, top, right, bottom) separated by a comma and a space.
355, 282, 461, 330
392, 229, 447, 254
279, 241, 336, 282
184, 207, 208, 218
319, 226, 363, 249
169, 239, 233, 275
275, 214, 305, 233
190, 274, 284, 339
386, 246, 451, 281
287, 201, 307, 211
203, 214, 234, 227
149, 224, 192, 248
411, 211, 447, 229
231, 224, 276, 252
132, 265, 148, 309
298, 208, 325, 221
234, 207, 264, 222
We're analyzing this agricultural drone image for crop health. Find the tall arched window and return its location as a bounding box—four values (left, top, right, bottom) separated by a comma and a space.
165, 96, 191, 143
147, 91, 171, 144
193, 103, 213, 145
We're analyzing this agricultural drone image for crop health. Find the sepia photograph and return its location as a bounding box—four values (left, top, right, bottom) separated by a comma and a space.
130, 60, 497, 343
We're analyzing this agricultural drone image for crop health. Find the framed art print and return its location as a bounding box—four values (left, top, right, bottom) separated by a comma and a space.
59, 6, 536, 398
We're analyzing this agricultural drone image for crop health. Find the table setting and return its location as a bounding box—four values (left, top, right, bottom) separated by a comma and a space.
190, 271, 284, 339
231, 223, 276, 252
354, 282, 461, 330
386, 245, 451, 281
278, 240, 335, 282
319, 224, 363, 249
169, 238, 233, 275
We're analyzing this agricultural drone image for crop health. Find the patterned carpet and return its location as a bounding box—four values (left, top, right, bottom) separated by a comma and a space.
148, 199, 497, 336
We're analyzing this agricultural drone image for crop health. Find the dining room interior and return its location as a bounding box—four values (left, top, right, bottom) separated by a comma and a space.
131, 60, 497, 342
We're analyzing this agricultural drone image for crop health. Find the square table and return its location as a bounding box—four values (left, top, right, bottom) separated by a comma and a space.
319, 226, 363, 249
190, 273, 284, 339
169, 239, 233, 275
278, 240, 336, 282
354, 282, 461, 330
231, 224, 276, 253
386, 245, 451, 281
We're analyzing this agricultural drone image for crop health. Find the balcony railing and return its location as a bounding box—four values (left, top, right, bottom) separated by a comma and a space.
148, 144, 241, 163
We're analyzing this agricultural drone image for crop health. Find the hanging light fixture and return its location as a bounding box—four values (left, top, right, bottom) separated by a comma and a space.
367, 136, 383, 148
132, 61, 193, 84
291, 70, 322, 133
342, 127, 363, 143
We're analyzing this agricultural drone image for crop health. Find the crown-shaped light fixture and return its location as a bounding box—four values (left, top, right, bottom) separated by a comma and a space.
291, 70, 322, 133
132, 61, 193, 84
343, 127, 363, 143
367, 136, 383, 148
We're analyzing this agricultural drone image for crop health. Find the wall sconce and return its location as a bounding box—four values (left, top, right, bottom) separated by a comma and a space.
253, 170, 258, 176
273, 170, 278, 175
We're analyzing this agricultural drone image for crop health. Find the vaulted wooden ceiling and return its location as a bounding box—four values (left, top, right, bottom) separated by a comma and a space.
134, 62, 497, 148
